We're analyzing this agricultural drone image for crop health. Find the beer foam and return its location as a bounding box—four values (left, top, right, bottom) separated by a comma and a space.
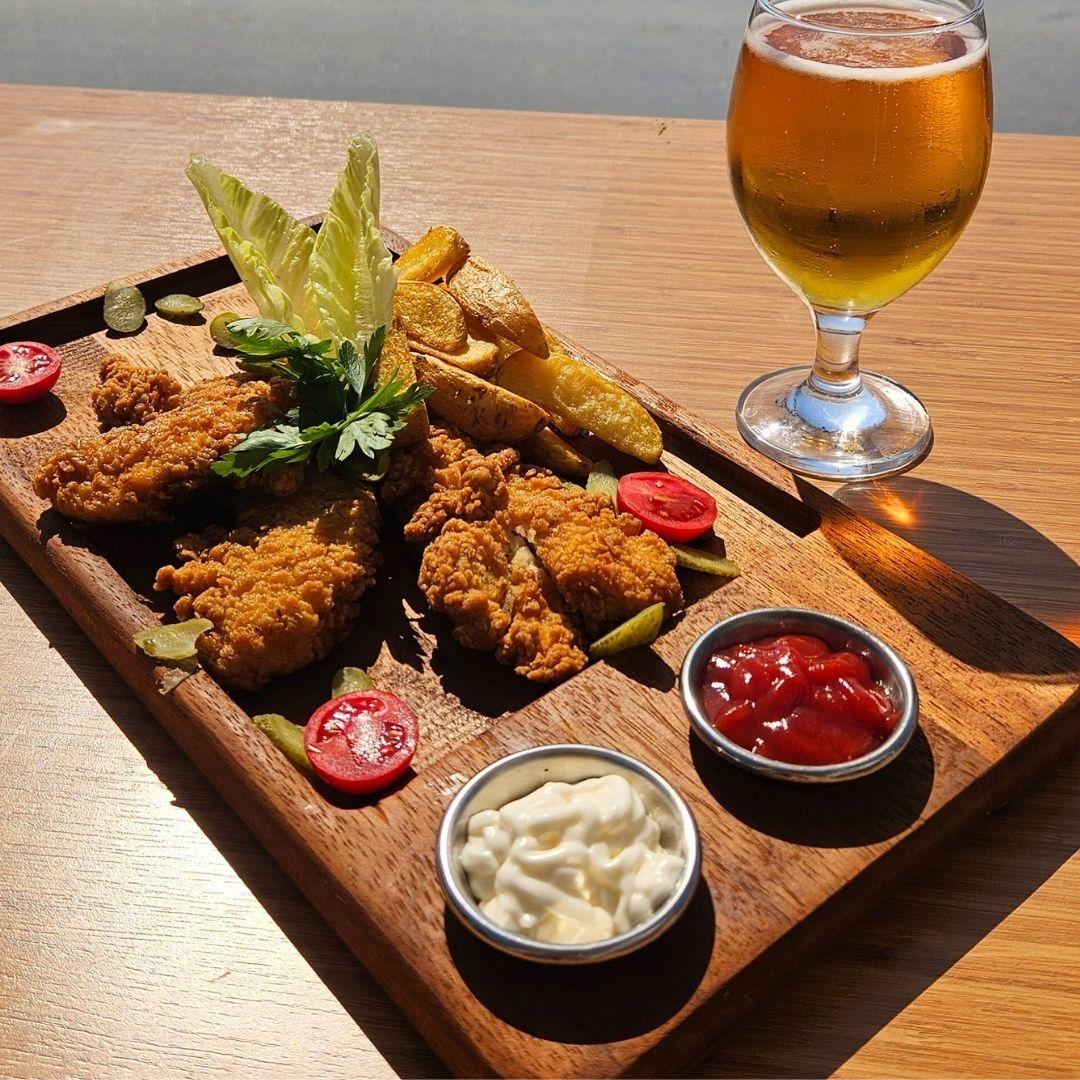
747, 1, 987, 82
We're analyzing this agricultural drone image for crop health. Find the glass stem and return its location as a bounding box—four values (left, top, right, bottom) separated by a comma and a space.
809, 310, 867, 396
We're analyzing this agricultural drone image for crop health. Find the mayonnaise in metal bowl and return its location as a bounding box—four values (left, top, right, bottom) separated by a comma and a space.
437, 745, 701, 964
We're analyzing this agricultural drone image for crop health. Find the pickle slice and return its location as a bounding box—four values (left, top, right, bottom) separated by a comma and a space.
331, 666, 375, 696
209, 310, 242, 347
155, 293, 204, 320
133, 617, 212, 660
103, 282, 147, 334
586, 459, 619, 505
672, 545, 741, 579
253, 713, 313, 775
588, 602, 665, 659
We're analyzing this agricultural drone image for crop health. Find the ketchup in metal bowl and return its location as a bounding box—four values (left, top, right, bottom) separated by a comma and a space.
698, 634, 899, 766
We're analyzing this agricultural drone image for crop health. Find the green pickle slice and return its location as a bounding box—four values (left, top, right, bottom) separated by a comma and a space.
155, 293, 205, 320
253, 713, 313, 775
103, 282, 147, 333
589, 602, 665, 660
586, 459, 619, 504
132, 617, 212, 661
209, 310, 242, 347
672, 545, 741, 579
331, 666, 375, 696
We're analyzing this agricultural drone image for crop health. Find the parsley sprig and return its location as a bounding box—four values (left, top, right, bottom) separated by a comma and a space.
211, 318, 431, 482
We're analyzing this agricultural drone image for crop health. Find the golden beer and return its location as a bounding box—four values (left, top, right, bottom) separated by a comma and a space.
728, 4, 992, 314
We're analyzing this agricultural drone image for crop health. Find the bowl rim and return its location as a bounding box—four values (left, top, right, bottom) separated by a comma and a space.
436, 743, 702, 964
680, 607, 919, 784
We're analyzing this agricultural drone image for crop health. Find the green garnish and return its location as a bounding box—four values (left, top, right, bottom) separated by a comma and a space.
253, 713, 313, 775
671, 545, 741, 579
209, 310, 242, 347
155, 294, 204, 320
133, 617, 212, 660
332, 666, 375, 696
588, 603, 665, 659
103, 282, 146, 334
209, 318, 432, 480
586, 459, 619, 504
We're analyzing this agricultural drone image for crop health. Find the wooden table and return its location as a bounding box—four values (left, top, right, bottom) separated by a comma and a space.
0, 84, 1077, 1078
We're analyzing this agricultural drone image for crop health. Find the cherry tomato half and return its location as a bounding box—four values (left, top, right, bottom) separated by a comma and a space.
304, 690, 419, 796
0, 342, 61, 404
617, 471, 717, 543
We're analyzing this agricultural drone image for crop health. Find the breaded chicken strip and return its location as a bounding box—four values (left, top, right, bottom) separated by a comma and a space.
506, 472, 682, 632
154, 473, 381, 691
418, 518, 587, 681
91, 354, 183, 429
418, 517, 512, 652
382, 423, 518, 543
34, 375, 294, 524
499, 542, 587, 681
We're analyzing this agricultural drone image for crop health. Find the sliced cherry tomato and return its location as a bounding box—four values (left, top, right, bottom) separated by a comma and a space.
0, 342, 61, 404
617, 472, 717, 542
304, 690, 419, 796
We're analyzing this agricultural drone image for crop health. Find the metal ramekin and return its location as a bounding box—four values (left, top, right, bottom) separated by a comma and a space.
680, 608, 919, 784
436, 744, 701, 964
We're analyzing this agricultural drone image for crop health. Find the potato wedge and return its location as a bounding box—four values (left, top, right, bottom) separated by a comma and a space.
414, 335, 501, 377
377, 318, 430, 445
394, 281, 467, 353
494, 349, 663, 464
413, 353, 547, 442
394, 226, 470, 283
447, 257, 548, 358
519, 427, 593, 477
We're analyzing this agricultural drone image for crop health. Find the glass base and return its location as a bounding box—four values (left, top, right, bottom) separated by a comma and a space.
736, 366, 933, 482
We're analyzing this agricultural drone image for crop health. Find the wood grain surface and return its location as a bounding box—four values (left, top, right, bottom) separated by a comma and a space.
0, 83, 1078, 1078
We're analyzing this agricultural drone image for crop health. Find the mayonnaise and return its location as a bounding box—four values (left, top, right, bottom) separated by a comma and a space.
459, 774, 685, 945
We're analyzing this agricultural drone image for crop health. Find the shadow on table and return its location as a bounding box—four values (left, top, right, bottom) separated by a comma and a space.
0, 547, 446, 1079
700, 753, 1080, 1077
806, 476, 1080, 677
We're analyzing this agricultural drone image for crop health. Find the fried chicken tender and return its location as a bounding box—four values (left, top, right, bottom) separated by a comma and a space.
499, 542, 587, 681
418, 517, 512, 652
33, 375, 294, 524
418, 519, 586, 681
91, 354, 183, 429
382, 423, 518, 543
154, 473, 381, 691
506, 472, 682, 632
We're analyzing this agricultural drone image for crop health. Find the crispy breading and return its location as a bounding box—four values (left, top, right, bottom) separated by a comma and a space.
33, 375, 295, 524
154, 473, 381, 691
382, 424, 519, 544
418, 519, 587, 681
91, 354, 183, 429
497, 542, 587, 681
418, 517, 511, 652
506, 472, 682, 632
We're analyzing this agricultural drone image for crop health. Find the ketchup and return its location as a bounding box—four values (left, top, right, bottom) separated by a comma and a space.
699, 634, 898, 766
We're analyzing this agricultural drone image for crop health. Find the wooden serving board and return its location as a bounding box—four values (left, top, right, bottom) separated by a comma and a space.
1, 231, 1078, 1078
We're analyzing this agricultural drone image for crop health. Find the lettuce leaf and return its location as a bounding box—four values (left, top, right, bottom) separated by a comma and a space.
187, 155, 322, 334
308, 134, 395, 346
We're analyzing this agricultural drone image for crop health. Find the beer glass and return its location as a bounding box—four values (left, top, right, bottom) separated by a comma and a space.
728, 0, 992, 480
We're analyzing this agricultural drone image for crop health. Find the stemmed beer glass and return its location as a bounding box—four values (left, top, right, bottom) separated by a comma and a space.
728, 0, 992, 480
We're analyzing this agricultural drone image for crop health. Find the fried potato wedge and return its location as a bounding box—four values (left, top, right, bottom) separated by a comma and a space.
394, 226, 470, 283
413, 353, 547, 442
414, 334, 501, 377
378, 318, 430, 445
494, 349, 663, 464
394, 281, 467, 353
447, 257, 549, 358
519, 427, 593, 477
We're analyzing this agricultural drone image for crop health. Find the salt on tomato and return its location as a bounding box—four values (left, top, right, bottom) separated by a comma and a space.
304, 690, 419, 796
0, 342, 61, 404
617, 471, 717, 543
